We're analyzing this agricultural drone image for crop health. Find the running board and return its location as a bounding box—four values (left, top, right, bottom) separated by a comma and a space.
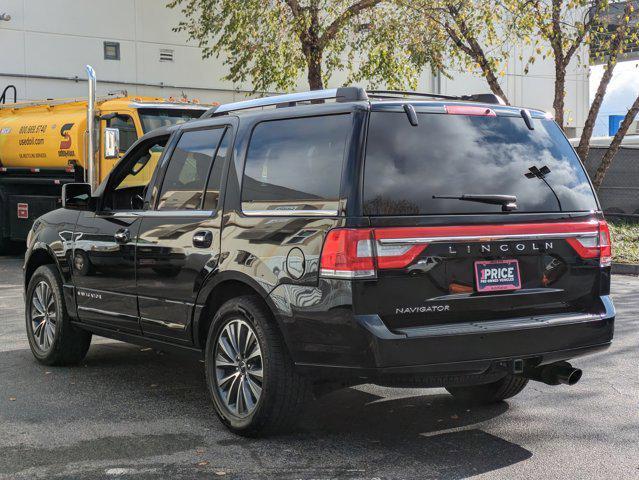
71, 322, 203, 359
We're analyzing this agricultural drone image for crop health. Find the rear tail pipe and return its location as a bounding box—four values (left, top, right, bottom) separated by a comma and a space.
522, 361, 582, 386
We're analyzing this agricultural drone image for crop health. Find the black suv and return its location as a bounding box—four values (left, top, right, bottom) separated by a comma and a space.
23, 88, 615, 436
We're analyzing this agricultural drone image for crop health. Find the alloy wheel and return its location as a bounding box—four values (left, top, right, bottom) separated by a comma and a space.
214, 319, 263, 417
30, 280, 57, 352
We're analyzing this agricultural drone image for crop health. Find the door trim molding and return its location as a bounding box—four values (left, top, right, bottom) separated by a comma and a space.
77, 306, 138, 321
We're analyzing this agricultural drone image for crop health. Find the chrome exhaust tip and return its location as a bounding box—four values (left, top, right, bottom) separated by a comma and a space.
523, 361, 582, 386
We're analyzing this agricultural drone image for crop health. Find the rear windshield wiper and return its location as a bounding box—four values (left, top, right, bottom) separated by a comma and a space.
432, 194, 517, 212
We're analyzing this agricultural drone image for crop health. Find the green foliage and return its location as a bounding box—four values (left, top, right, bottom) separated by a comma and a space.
610, 220, 639, 264
347, 4, 442, 89
509, 1, 609, 71
399, 1, 520, 103
167, 0, 430, 92
167, 0, 304, 92
435, 1, 513, 77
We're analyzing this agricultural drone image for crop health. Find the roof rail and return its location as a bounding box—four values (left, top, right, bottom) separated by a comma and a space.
367, 90, 506, 105
202, 87, 368, 118
367, 90, 460, 101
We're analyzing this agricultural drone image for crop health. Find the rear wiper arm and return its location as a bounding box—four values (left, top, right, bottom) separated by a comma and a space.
432, 194, 517, 212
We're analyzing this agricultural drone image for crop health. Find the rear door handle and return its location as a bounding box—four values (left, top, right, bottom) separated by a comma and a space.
114, 228, 131, 244
193, 230, 213, 248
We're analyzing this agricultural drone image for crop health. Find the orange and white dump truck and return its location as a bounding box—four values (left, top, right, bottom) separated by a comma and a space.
0, 66, 209, 250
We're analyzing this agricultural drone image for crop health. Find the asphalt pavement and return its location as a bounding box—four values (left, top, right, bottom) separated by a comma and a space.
0, 254, 637, 479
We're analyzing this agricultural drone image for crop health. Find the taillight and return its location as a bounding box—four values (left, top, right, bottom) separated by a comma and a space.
320, 228, 428, 279
374, 242, 427, 269
599, 221, 612, 267
565, 220, 612, 267
319, 229, 376, 279
320, 220, 612, 280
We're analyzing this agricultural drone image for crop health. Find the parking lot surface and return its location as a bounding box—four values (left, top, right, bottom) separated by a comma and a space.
0, 255, 637, 479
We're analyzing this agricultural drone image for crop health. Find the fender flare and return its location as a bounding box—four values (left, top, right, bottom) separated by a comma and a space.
25, 241, 78, 318
25, 241, 64, 284
192, 270, 283, 349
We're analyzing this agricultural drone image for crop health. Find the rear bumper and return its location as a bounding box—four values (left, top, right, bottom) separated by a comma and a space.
293, 296, 615, 380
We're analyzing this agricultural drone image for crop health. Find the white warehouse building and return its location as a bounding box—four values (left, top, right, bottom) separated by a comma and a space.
0, 0, 589, 136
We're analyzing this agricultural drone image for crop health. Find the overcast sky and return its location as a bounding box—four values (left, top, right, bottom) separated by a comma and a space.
589, 60, 639, 137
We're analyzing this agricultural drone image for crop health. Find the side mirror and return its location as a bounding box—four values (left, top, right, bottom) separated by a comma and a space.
104, 128, 120, 159
62, 183, 95, 211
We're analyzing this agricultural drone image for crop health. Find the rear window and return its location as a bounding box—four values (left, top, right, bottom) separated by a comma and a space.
363, 111, 598, 215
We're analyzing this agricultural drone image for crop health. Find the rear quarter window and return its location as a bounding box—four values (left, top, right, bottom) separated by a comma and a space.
363, 111, 598, 215
241, 114, 351, 214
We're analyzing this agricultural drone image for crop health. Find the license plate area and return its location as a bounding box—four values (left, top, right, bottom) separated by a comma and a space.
474, 259, 521, 292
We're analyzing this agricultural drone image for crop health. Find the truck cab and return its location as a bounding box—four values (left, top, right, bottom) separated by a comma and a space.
0, 75, 210, 251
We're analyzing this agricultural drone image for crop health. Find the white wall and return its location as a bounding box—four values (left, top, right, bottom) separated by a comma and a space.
0, 0, 589, 132
0, 0, 246, 103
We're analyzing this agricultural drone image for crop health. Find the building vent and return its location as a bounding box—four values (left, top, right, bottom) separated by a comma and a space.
159, 49, 174, 62
104, 41, 120, 61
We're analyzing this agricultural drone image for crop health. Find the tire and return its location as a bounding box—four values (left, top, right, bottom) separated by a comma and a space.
0, 237, 10, 256
25, 265, 92, 366
205, 295, 311, 436
445, 375, 528, 404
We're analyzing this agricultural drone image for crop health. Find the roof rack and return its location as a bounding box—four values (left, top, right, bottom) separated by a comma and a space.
202, 87, 368, 118
367, 90, 506, 105
202, 86, 507, 118
367, 90, 460, 101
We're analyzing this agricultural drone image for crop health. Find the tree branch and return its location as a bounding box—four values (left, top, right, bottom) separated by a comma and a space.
283, 0, 302, 17
549, 0, 564, 62
576, 1, 634, 159
320, 0, 383, 48
592, 93, 639, 190
446, 4, 510, 104
563, 1, 606, 65
444, 23, 474, 57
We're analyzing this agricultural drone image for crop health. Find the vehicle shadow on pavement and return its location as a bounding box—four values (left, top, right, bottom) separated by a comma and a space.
1, 343, 531, 479
295, 387, 532, 478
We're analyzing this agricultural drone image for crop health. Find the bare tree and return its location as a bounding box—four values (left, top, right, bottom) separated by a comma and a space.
576, 0, 636, 161
515, 0, 609, 130
592, 94, 639, 189
407, 0, 515, 104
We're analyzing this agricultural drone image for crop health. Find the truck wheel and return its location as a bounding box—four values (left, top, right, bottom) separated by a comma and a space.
205, 295, 311, 436
445, 375, 528, 404
25, 265, 92, 366
0, 237, 9, 255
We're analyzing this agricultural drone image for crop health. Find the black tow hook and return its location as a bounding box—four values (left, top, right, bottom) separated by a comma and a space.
522, 361, 583, 386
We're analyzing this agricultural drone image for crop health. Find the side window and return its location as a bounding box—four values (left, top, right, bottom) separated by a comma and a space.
105, 135, 169, 211
107, 115, 138, 152
116, 142, 165, 191
241, 114, 350, 213
157, 128, 225, 211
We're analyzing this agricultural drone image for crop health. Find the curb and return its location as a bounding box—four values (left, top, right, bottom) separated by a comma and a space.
612, 263, 639, 276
